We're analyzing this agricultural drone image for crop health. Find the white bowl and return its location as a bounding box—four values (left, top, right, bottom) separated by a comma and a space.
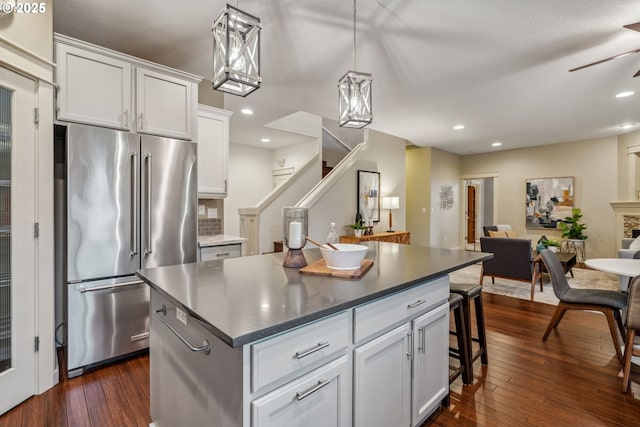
320, 243, 368, 270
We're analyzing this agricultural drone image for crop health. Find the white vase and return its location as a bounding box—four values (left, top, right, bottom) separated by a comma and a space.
354, 229, 363, 237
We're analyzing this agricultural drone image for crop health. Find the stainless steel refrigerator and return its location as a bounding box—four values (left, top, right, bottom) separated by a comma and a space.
59, 123, 197, 377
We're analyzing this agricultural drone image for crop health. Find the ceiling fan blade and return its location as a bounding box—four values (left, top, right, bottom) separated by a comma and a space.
569, 48, 640, 72
624, 22, 640, 32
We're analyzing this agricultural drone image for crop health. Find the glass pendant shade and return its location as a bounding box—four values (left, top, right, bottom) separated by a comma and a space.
212, 4, 261, 97
338, 70, 373, 128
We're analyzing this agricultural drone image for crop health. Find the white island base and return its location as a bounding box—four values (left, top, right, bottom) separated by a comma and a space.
149, 275, 449, 427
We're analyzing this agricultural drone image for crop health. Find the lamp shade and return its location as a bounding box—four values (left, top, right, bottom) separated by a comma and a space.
212, 4, 261, 97
382, 196, 399, 210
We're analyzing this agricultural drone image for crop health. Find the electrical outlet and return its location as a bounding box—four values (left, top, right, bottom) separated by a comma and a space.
176, 306, 188, 325
421, 207, 427, 214
207, 208, 218, 219
198, 204, 205, 215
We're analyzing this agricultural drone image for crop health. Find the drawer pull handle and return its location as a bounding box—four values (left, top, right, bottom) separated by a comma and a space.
216, 252, 231, 257
155, 305, 210, 355
296, 379, 330, 401
295, 341, 330, 359
407, 299, 426, 309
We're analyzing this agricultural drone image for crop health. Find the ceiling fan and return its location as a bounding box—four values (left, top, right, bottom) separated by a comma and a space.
569, 22, 640, 77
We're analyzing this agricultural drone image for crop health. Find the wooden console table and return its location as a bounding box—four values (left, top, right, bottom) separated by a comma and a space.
340, 231, 410, 244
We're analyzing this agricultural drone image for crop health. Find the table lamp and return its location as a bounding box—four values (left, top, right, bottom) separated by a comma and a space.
382, 196, 399, 232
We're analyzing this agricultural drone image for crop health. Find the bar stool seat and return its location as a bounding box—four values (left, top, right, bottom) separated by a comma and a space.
450, 282, 489, 382
448, 293, 471, 386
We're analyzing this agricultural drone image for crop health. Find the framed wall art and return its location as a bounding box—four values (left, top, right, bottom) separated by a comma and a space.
357, 170, 380, 222
526, 176, 574, 228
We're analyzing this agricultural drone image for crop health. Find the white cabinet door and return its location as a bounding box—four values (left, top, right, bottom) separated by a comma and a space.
197, 105, 232, 197
411, 302, 449, 426
353, 323, 411, 427
251, 355, 351, 427
136, 67, 194, 140
55, 43, 131, 129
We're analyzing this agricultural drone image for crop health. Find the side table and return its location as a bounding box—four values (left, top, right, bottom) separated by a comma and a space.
340, 231, 410, 244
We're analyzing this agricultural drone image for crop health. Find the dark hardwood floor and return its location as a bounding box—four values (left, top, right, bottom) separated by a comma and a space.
2, 292, 640, 427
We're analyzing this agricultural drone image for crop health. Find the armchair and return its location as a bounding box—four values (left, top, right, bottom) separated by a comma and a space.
479, 237, 543, 300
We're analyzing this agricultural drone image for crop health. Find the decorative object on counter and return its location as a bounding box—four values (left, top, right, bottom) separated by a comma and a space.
357, 170, 380, 222
282, 207, 308, 268
338, 0, 372, 128
340, 230, 410, 245
319, 243, 368, 270
382, 196, 400, 232
300, 258, 374, 279
364, 218, 374, 235
211, 2, 261, 97
326, 222, 339, 244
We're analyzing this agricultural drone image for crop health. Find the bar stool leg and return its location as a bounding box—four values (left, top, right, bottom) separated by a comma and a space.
475, 293, 489, 365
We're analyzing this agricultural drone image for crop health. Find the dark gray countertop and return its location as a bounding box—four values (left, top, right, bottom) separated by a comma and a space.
137, 242, 492, 348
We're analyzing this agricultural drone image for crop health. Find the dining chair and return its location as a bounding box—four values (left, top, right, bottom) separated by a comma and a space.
622, 275, 640, 392
540, 249, 628, 362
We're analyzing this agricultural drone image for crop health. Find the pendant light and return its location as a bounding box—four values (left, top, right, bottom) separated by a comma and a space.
212, 2, 261, 97
338, 0, 372, 128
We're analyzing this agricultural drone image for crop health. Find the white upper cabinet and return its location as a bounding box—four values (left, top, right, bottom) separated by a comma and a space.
136, 68, 195, 140
55, 42, 132, 130
54, 34, 200, 140
197, 105, 232, 198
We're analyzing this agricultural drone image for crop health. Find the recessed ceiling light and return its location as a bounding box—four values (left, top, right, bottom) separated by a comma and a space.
453, 124, 465, 130
241, 108, 254, 115
492, 142, 502, 147
261, 138, 270, 143
620, 123, 635, 129
616, 91, 635, 98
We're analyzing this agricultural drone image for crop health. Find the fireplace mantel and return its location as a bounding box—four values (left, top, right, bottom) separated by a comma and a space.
610, 201, 640, 243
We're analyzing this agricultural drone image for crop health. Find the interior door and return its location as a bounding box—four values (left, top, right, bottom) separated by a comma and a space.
467, 185, 477, 243
0, 66, 36, 414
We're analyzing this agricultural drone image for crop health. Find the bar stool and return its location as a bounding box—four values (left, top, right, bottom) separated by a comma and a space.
450, 282, 488, 382
448, 293, 471, 385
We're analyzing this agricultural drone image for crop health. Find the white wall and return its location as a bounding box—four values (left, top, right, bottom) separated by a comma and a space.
461, 136, 618, 258
225, 144, 273, 235
305, 128, 406, 242
272, 140, 316, 172
430, 149, 462, 248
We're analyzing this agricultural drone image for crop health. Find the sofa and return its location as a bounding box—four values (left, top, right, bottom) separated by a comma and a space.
619, 238, 640, 291
479, 236, 543, 300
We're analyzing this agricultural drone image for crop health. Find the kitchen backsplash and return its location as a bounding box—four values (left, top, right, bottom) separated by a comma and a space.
198, 218, 222, 235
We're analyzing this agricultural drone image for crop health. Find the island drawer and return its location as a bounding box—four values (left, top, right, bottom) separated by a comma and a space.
353, 276, 448, 344
199, 243, 242, 261
251, 311, 350, 394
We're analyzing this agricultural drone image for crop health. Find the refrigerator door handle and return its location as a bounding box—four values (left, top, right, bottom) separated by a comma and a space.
78, 279, 144, 293
130, 152, 138, 256
145, 153, 153, 255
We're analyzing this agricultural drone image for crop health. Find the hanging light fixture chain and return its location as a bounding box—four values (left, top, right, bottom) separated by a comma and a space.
353, 0, 357, 70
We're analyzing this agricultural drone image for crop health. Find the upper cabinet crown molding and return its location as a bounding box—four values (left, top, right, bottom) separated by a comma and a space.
54, 33, 201, 140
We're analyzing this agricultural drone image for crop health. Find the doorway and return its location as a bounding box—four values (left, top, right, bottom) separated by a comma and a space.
0, 66, 37, 414
464, 177, 495, 250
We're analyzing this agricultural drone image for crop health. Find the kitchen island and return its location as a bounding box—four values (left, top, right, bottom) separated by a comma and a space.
137, 242, 491, 427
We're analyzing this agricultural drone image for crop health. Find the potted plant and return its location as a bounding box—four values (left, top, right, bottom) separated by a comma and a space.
349, 223, 366, 237
558, 208, 588, 241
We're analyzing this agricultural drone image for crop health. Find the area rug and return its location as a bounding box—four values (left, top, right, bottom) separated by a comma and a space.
449, 263, 621, 305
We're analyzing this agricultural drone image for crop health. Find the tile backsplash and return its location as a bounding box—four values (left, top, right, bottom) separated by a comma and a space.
198, 218, 222, 236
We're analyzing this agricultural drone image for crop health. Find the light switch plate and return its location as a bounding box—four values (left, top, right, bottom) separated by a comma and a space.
198, 204, 205, 215
176, 306, 188, 325
207, 208, 218, 219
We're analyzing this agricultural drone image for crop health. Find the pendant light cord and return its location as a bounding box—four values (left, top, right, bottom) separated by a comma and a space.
353, 0, 357, 70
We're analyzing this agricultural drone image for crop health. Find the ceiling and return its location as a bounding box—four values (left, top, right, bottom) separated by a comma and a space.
53, 0, 640, 155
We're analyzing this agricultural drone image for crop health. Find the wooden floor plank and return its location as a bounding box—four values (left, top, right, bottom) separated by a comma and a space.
1, 291, 640, 427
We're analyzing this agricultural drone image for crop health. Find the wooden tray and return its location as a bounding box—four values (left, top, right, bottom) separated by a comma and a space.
299, 258, 374, 279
